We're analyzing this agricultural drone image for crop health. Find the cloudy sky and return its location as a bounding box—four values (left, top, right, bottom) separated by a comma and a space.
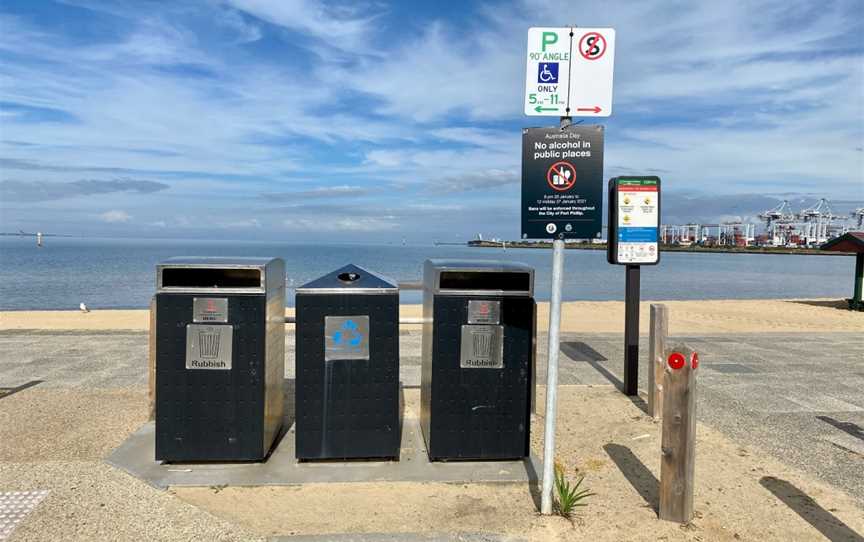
0, 0, 862, 242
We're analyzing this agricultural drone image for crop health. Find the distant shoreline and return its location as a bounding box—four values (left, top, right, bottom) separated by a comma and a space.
466, 240, 850, 256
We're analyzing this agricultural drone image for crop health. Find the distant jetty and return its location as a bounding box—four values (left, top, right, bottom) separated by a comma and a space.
467, 239, 848, 256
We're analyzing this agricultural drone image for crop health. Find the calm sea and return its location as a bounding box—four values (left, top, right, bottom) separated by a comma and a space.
0, 236, 854, 310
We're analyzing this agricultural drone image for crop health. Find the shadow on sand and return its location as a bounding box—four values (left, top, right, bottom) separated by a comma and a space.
603, 443, 659, 514
561, 342, 651, 415
760, 476, 864, 542
561, 341, 621, 389
786, 299, 850, 310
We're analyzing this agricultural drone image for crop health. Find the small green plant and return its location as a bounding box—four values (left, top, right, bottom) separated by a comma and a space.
553, 462, 595, 518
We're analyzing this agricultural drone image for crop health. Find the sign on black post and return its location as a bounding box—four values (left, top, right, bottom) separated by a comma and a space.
605, 175, 662, 397
521, 125, 604, 240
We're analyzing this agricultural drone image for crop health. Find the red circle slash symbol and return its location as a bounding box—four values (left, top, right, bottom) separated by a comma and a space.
579, 32, 607, 60
668, 352, 685, 370
547, 161, 576, 191
690, 352, 699, 369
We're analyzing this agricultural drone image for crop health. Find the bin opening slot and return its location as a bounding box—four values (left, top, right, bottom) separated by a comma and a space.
162, 268, 261, 288
338, 272, 361, 283
439, 271, 530, 292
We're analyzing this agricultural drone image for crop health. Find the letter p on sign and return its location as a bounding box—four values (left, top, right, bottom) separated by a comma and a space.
541, 31, 558, 52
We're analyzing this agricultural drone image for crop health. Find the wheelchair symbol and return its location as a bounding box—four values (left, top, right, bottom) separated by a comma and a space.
537, 62, 558, 84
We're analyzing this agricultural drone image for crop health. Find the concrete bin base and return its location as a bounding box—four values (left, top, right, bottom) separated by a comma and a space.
106, 416, 540, 490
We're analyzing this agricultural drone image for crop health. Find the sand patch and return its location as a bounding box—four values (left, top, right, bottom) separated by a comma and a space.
2, 299, 861, 333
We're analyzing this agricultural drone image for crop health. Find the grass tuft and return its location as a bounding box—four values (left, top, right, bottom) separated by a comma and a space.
553, 462, 595, 519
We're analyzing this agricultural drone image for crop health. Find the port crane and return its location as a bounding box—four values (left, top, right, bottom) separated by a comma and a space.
661, 197, 861, 248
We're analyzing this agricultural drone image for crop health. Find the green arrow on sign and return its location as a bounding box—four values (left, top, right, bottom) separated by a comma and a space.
534, 105, 558, 113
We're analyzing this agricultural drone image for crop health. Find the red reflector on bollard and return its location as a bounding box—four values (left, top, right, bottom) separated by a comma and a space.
690, 352, 699, 369
668, 352, 685, 370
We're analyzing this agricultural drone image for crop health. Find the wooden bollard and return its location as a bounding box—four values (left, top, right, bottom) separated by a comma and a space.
148, 296, 156, 421
659, 343, 698, 523
648, 304, 668, 419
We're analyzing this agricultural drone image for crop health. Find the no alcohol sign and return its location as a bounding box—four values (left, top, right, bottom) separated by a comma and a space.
521, 125, 605, 239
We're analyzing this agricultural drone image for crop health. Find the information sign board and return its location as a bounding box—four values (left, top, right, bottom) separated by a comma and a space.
607, 176, 661, 265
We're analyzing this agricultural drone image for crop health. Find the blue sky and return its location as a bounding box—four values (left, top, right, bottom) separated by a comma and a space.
0, 0, 862, 242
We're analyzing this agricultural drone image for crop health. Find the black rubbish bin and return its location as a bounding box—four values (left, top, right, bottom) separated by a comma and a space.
420, 259, 535, 460
154, 257, 285, 462
295, 264, 400, 460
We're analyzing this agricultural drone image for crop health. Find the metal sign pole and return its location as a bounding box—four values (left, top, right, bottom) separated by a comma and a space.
541, 236, 565, 514
624, 264, 640, 396
540, 116, 570, 515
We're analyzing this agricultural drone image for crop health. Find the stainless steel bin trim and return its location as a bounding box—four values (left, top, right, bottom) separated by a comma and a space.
156, 257, 284, 294
422, 259, 534, 297
295, 263, 398, 295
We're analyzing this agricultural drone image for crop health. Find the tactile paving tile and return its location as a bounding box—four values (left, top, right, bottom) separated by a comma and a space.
0, 491, 49, 541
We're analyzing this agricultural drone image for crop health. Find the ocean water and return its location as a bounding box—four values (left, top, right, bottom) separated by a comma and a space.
0, 236, 854, 310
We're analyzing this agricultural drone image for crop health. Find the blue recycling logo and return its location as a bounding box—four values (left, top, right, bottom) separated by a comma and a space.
332, 319, 363, 347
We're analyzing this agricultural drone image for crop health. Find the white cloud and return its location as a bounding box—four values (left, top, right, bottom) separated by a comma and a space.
219, 218, 262, 229
224, 0, 382, 53
1, 0, 861, 240
328, 22, 523, 121
99, 210, 131, 223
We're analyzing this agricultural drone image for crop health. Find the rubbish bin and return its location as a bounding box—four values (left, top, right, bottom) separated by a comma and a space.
295, 264, 400, 460
154, 257, 285, 462
420, 259, 535, 460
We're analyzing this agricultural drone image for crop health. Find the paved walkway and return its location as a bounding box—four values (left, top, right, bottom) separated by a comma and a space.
1, 329, 862, 504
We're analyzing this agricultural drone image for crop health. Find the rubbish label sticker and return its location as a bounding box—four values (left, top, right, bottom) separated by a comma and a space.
193, 297, 228, 323
460, 325, 504, 368
467, 300, 501, 324
325, 316, 370, 361
186, 324, 232, 370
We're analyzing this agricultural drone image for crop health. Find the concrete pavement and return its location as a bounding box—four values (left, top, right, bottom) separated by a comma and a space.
1, 328, 862, 505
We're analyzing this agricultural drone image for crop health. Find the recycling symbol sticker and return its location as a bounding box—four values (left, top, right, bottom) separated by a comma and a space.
324, 315, 370, 361
333, 319, 362, 347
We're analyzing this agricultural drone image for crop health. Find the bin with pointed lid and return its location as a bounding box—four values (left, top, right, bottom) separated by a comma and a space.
295, 264, 400, 460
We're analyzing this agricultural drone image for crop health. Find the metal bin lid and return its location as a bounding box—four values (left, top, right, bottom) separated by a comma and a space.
296, 264, 398, 295
423, 259, 534, 297
156, 256, 284, 294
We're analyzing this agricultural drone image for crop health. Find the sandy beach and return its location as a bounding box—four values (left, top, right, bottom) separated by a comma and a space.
2, 298, 861, 333
1, 297, 863, 540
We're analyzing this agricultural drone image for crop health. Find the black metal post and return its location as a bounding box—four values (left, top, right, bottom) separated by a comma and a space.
852, 253, 864, 310
624, 264, 641, 396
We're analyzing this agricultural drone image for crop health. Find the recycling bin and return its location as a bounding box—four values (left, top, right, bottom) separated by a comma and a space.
295, 264, 400, 460
154, 257, 285, 462
420, 259, 535, 460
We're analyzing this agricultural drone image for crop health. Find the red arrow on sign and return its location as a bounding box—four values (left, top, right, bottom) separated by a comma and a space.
576, 106, 602, 113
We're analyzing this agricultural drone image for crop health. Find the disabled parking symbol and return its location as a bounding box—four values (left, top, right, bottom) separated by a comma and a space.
537, 62, 558, 84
